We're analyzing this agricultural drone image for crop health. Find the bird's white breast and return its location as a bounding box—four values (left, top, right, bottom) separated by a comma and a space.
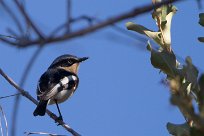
48, 88, 75, 105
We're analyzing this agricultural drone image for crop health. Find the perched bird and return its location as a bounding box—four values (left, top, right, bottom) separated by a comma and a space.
33, 54, 88, 121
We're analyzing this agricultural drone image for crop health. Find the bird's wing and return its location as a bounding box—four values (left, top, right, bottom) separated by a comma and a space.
41, 76, 77, 100
36, 69, 78, 100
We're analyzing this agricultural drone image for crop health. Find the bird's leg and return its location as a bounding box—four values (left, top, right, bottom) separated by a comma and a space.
54, 100, 63, 122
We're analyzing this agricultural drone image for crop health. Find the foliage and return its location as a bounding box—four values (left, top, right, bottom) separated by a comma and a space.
126, 1, 204, 135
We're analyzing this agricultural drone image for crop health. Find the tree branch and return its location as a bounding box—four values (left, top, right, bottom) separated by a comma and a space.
0, 0, 183, 48
0, 68, 81, 136
0, 105, 8, 136
171, 94, 204, 132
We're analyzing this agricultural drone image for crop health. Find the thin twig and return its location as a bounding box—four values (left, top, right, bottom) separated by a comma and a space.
6, 28, 19, 38
0, 0, 183, 47
0, 68, 81, 136
0, 105, 8, 136
13, 0, 45, 39
92, 17, 147, 42
0, 34, 18, 40
0, 0, 23, 34
71, 16, 94, 25
24, 132, 66, 136
11, 46, 44, 136
49, 16, 94, 38
24, 131, 67, 136
66, 0, 72, 33
0, 117, 3, 136
0, 93, 21, 99
49, 23, 67, 38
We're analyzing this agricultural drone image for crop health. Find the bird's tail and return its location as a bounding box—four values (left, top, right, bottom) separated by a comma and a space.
33, 100, 48, 116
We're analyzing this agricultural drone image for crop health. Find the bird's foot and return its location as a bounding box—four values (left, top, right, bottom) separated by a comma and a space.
55, 115, 63, 125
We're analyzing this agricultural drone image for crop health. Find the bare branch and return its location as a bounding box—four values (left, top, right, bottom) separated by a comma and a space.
0, 105, 8, 136
49, 16, 94, 38
0, 68, 81, 136
6, 28, 19, 37
0, 117, 3, 136
0, 0, 182, 47
24, 131, 67, 136
93, 17, 147, 42
65, 0, 72, 33
71, 16, 94, 25
0, 93, 21, 99
0, 34, 18, 40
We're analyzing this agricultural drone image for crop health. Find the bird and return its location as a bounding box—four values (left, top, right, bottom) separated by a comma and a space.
33, 54, 88, 121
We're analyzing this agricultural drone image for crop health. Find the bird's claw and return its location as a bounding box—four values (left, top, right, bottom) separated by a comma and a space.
55, 116, 63, 125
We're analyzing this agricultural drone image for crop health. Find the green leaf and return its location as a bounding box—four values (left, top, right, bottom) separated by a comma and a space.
126, 22, 154, 35
150, 48, 176, 77
127, 5, 177, 49
198, 37, 204, 42
161, 5, 177, 24
166, 122, 190, 136
152, 4, 177, 48
183, 56, 199, 92
126, 22, 163, 47
199, 13, 204, 27
162, 10, 175, 47
152, 4, 177, 26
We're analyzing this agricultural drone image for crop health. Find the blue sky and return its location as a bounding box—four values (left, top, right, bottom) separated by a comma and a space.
1, 0, 204, 136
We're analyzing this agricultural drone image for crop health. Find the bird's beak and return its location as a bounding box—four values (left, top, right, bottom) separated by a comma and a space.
78, 57, 89, 62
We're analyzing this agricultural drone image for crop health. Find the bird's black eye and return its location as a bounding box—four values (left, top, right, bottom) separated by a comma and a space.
68, 59, 73, 64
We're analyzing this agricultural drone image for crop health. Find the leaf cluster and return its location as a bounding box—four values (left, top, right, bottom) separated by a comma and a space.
126, 1, 204, 135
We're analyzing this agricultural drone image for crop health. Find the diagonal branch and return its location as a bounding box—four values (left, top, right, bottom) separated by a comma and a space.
0, 68, 81, 136
0, 0, 183, 48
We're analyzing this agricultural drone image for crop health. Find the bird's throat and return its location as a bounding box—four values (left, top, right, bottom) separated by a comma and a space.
59, 63, 79, 74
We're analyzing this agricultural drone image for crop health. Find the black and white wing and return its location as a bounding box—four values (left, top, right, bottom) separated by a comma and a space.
36, 68, 79, 101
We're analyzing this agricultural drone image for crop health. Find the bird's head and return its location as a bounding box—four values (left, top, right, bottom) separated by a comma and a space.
48, 54, 88, 74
